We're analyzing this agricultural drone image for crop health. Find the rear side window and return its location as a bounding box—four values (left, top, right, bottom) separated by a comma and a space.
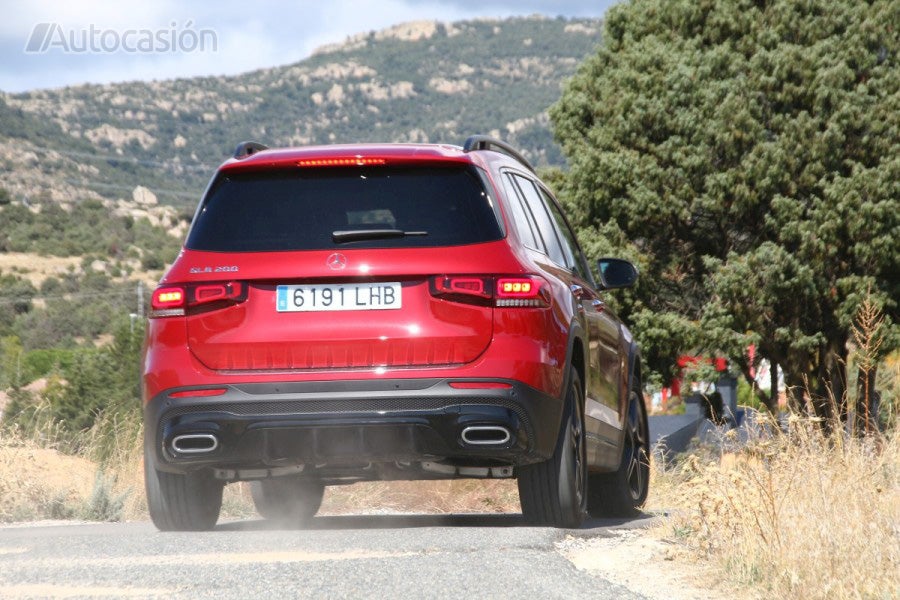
541, 188, 592, 281
186, 166, 503, 251
512, 175, 567, 267
501, 174, 541, 251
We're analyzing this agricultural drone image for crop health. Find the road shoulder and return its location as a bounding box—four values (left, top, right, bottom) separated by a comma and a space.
557, 527, 755, 600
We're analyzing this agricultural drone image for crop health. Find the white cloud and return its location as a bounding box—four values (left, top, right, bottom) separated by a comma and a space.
0, 0, 183, 37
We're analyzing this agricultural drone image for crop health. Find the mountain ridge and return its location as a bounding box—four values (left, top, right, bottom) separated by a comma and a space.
0, 16, 601, 210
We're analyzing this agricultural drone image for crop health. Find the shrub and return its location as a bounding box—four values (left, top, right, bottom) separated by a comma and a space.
81, 471, 128, 522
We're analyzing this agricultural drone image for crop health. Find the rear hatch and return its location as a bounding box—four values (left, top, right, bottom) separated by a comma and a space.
173, 163, 514, 371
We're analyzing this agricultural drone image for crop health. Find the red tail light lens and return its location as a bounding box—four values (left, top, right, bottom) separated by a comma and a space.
447, 278, 485, 295
430, 275, 549, 308
150, 282, 247, 318
150, 286, 186, 317
496, 277, 549, 307
192, 282, 244, 306
497, 279, 536, 296
432, 276, 492, 297
430, 276, 493, 305
194, 285, 227, 303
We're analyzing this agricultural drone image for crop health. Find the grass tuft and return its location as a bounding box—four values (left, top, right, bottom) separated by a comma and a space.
81, 471, 129, 522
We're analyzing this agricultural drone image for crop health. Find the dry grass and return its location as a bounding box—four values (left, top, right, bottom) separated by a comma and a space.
0, 428, 96, 522
78, 411, 147, 520
650, 416, 900, 599
0, 411, 144, 523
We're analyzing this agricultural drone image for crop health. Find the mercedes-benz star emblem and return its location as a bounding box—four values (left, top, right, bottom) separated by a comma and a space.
326, 252, 347, 270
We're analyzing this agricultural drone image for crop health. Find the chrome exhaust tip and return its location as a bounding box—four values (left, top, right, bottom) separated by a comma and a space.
171, 433, 219, 454
461, 426, 512, 446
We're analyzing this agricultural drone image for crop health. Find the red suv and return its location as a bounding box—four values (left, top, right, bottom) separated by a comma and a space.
142, 136, 648, 530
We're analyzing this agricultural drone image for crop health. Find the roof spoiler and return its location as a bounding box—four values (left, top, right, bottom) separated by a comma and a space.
233, 141, 269, 160
463, 135, 534, 173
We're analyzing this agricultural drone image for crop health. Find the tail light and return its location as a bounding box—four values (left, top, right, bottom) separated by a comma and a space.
430, 276, 493, 305
192, 282, 244, 307
430, 275, 549, 308
150, 286, 187, 318
149, 282, 247, 318
495, 277, 548, 307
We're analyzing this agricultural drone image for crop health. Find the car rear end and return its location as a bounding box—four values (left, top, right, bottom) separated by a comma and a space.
143, 144, 569, 496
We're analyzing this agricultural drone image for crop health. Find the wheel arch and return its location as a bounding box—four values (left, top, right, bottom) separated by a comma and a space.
564, 320, 588, 407
548, 320, 587, 443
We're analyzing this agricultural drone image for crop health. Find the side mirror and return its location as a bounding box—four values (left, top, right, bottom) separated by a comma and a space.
597, 258, 638, 290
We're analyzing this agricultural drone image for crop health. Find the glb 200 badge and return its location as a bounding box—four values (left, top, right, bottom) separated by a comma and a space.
189, 266, 239, 274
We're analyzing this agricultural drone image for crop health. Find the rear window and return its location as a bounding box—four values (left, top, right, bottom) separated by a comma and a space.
186, 166, 503, 251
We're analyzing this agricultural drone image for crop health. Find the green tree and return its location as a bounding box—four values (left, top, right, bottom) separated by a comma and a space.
47, 318, 143, 432
0, 335, 25, 389
0, 274, 36, 334
1, 319, 143, 460
551, 0, 898, 420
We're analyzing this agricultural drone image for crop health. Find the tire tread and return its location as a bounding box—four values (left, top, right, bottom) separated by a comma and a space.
145, 459, 223, 531
250, 478, 324, 523
517, 370, 585, 528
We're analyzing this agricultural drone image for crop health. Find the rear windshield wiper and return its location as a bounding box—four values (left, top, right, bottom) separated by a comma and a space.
332, 229, 428, 243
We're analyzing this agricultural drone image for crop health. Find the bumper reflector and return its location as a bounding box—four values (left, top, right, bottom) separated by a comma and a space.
168, 388, 228, 399
448, 381, 513, 390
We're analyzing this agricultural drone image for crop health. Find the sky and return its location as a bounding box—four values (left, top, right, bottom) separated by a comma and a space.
1, 0, 621, 93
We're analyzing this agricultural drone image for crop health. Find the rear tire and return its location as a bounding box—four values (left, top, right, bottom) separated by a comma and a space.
251, 477, 324, 523
517, 369, 587, 528
588, 384, 650, 517
144, 457, 223, 531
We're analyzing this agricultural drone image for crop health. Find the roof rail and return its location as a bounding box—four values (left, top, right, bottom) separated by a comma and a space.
462, 135, 534, 173
233, 141, 269, 160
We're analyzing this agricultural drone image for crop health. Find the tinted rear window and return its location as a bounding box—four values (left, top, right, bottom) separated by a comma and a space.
186, 166, 503, 251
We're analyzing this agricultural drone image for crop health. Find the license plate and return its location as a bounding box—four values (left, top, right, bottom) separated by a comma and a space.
276, 283, 401, 312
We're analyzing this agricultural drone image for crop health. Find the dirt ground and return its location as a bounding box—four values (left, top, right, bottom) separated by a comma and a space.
557, 529, 757, 600
0, 445, 97, 519
0, 253, 81, 286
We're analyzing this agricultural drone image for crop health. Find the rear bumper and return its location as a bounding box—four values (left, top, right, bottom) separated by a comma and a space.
144, 378, 563, 479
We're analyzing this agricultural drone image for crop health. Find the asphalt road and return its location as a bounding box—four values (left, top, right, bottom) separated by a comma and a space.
0, 514, 657, 599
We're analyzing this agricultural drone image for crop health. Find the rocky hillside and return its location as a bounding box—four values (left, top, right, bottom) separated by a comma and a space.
0, 16, 601, 210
